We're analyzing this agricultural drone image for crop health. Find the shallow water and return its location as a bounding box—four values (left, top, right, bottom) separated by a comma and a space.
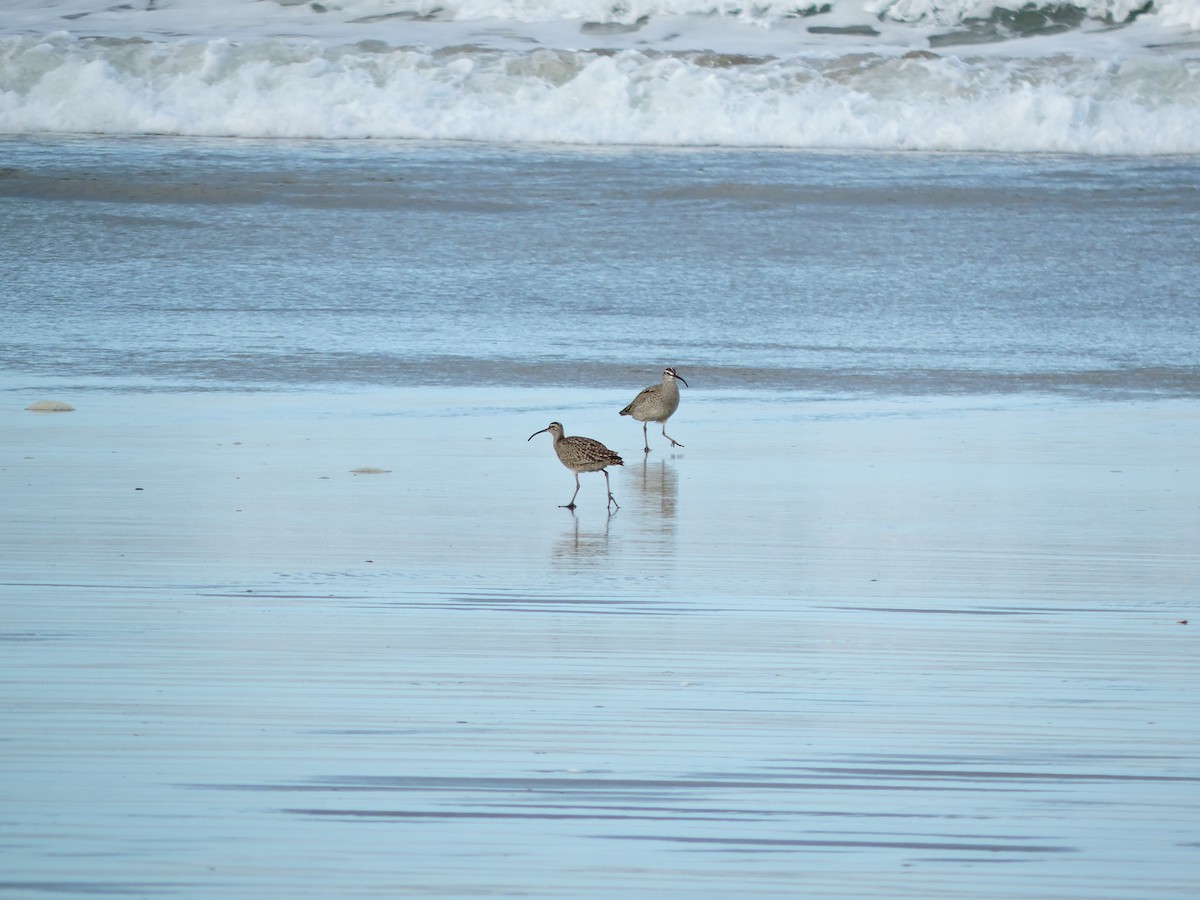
2, 134, 1199, 896
2, 389, 1198, 898
2, 136, 1199, 397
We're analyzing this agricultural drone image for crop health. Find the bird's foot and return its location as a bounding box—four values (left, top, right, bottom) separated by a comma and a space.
560, 502, 577, 510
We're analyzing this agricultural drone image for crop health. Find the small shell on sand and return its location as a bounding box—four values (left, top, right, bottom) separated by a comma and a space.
350, 467, 391, 475
26, 400, 75, 412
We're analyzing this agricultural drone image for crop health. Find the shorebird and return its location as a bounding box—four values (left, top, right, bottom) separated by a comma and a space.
620, 366, 688, 452
528, 421, 624, 510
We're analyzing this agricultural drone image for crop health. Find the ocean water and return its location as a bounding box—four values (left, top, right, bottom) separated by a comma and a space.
2, 135, 1199, 397
3, 4, 1200, 899
2, 0, 1200, 153
3, 4, 1199, 395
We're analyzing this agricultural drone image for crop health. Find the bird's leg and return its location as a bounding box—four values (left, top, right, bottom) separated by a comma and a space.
642, 422, 651, 454
561, 473, 581, 510
603, 469, 619, 510
662, 424, 684, 448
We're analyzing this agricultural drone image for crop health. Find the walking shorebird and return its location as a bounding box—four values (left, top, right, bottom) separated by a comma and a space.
528, 421, 624, 510
620, 366, 688, 453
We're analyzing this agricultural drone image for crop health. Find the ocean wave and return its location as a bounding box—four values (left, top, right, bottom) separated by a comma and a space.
334, 0, 1156, 25
865, 0, 1153, 26
2, 33, 1197, 153
3, 0, 1193, 45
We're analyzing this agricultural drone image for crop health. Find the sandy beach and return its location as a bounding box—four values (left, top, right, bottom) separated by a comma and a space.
3, 386, 1196, 897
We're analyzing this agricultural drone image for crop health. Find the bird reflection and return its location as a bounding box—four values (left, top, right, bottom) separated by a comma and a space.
549, 459, 681, 577
552, 510, 615, 563
632, 456, 679, 518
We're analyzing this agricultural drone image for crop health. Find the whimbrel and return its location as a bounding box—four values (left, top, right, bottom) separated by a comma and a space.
528, 421, 624, 510
620, 366, 688, 452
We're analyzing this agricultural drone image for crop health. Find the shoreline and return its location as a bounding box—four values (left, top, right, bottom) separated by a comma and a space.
4, 385, 1195, 597
3, 385, 1197, 897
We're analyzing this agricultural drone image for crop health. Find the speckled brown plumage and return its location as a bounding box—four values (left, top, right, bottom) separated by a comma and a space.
620, 366, 688, 452
528, 421, 623, 510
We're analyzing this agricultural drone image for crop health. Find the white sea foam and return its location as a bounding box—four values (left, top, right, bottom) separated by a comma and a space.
3, 0, 1181, 37
866, 0, 1154, 25
1156, 0, 1200, 29
1, 0, 1197, 153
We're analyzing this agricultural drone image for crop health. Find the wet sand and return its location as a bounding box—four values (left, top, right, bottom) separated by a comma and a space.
2, 387, 1197, 898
